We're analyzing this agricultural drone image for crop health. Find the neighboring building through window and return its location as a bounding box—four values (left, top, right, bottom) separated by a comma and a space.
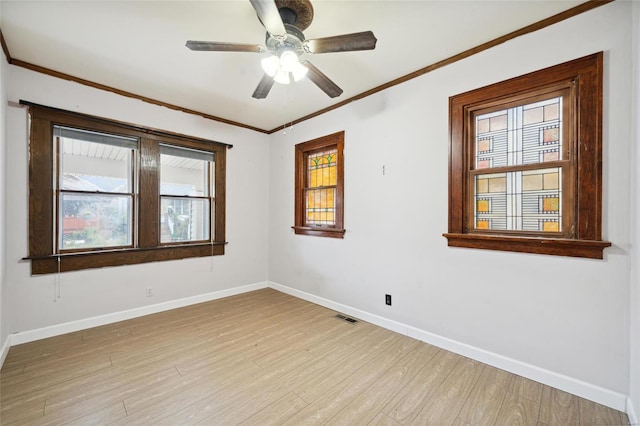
293, 131, 345, 238
25, 102, 228, 274
444, 52, 610, 259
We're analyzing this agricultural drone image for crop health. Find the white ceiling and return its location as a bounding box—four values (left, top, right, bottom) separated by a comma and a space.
1, 0, 586, 132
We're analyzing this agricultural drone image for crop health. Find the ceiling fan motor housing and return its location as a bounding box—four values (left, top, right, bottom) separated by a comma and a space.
265, 24, 306, 57
274, 0, 314, 30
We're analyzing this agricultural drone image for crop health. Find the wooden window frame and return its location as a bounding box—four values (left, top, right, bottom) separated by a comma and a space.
293, 131, 345, 238
25, 102, 228, 274
444, 52, 611, 259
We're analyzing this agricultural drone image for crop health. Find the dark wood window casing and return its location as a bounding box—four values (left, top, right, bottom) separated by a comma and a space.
25, 102, 228, 274
444, 52, 611, 259
293, 131, 345, 238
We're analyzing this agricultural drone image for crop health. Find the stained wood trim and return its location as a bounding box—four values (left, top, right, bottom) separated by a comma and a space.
0, 29, 10, 62
138, 138, 160, 248
291, 226, 346, 239
443, 233, 611, 259
11, 60, 268, 134
28, 115, 54, 259
19, 100, 234, 148
31, 244, 225, 274
2, 1, 613, 135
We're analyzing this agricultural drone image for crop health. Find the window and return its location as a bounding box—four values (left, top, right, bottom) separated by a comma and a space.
293, 131, 345, 238
444, 52, 611, 259
56, 126, 136, 251
159, 145, 214, 244
26, 102, 228, 274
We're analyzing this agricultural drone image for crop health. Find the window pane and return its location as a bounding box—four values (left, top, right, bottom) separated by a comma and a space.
307, 149, 338, 188
160, 145, 212, 196
305, 188, 336, 226
59, 193, 132, 250
475, 167, 562, 232
58, 129, 134, 193
161, 197, 210, 243
475, 96, 562, 169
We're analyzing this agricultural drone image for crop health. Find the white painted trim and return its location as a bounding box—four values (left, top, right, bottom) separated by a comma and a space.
268, 281, 628, 413
628, 397, 639, 425
10, 281, 268, 346
0, 335, 10, 369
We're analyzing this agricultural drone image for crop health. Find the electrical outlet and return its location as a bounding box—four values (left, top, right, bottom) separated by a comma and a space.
146, 287, 153, 297
385, 294, 392, 306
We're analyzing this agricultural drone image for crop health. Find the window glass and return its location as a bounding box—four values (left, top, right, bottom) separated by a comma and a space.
475, 97, 562, 169
471, 95, 564, 234
56, 126, 136, 250
58, 126, 136, 192
160, 145, 213, 243
474, 168, 562, 232
59, 194, 132, 249
305, 148, 338, 226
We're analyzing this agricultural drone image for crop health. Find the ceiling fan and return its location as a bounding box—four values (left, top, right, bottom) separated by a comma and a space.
186, 0, 377, 99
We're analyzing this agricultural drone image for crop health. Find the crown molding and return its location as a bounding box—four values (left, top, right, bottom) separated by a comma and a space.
1, 29, 11, 63
9, 58, 269, 134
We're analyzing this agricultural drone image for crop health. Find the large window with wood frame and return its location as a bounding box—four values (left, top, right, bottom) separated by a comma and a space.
293, 131, 345, 238
25, 102, 228, 274
444, 52, 610, 259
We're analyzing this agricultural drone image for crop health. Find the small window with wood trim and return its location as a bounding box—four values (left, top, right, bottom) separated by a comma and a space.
293, 131, 345, 238
444, 52, 610, 259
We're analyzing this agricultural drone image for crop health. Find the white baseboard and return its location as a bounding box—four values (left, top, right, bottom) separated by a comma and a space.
628, 397, 639, 425
268, 281, 628, 413
9, 281, 268, 346
0, 334, 10, 369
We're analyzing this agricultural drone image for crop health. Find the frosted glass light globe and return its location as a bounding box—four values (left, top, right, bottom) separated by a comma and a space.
279, 51, 299, 73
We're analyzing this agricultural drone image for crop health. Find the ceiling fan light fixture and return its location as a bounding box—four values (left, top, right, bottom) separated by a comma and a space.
261, 55, 280, 77
273, 68, 291, 85
279, 50, 299, 73
262, 50, 306, 84
291, 61, 308, 82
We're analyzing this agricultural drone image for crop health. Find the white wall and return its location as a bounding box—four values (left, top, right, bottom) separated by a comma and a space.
4, 65, 270, 335
0, 5, 9, 359
629, 1, 640, 423
268, 1, 632, 409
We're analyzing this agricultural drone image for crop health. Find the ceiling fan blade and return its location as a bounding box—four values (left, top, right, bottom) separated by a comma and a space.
186, 41, 264, 53
252, 74, 275, 99
249, 0, 287, 37
306, 31, 377, 54
300, 61, 343, 98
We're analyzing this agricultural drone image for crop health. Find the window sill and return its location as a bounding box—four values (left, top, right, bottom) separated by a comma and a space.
28, 243, 226, 275
443, 233, 611, 259
292, 226, 345, 239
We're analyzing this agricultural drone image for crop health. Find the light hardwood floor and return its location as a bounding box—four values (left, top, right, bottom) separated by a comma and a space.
0, 288, 629, 425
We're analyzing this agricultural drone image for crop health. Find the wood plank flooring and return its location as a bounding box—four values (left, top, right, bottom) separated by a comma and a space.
0, 288, 629, 425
